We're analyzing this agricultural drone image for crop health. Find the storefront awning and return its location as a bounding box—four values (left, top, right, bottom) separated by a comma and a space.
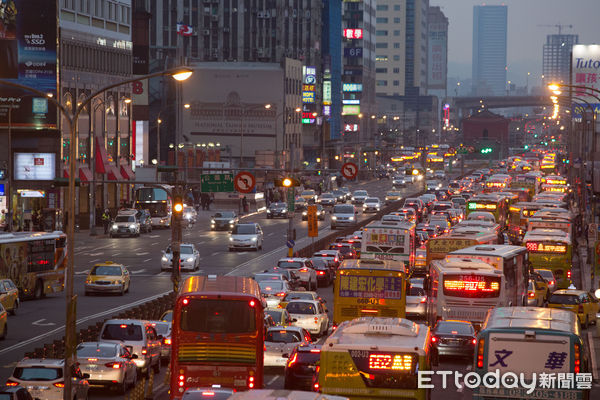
63, 167, 69, 178
107, 165, 123, 181
95, 136, 109, 174
120, 164, 135, 180
79, 167, 93, 183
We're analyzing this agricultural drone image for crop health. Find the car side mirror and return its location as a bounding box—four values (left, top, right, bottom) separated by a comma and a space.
282, 353, 289, 359
82, 373, 90, 379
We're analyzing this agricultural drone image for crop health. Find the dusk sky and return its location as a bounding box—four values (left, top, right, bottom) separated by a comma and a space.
431, 0, 600, 88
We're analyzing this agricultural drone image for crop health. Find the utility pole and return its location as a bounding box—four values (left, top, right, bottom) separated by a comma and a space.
171, 185, 183, 293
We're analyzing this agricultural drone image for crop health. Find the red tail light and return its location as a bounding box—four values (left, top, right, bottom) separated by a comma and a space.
53, 382, 65, 388
528, 292, 535, 298
300, 268, 308, 272
248, 376, 255, 389
314, 317, 319, 324
420, 297, 427, 303
5, 381, 18, 387
472, 338, 477, 345
276, 292, 286, 297
574, 343, 581, 373
105, 362, 122, 369
313, 382, 320, 391
287, 352, 298, 368
431, 336, 437, 343
549, 280, 555, 286
317, 271, 325, 275
477, 339, 485, 368
567, 270, 572, 279
201, 391, 215, 396
141, 347, 147, 355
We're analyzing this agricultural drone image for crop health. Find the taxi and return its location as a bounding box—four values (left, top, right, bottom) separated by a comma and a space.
384, 191, 403, 204
84, 261, 131, 296
547, 289, 600, 328
526, 279, 546, 307
0, 279, 19, 315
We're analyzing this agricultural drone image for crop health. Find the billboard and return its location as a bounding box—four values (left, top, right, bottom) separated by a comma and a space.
427, 25, 447, 90
0, 0, 58, 128
14, 153, 56, 180
571, 45, 600, 119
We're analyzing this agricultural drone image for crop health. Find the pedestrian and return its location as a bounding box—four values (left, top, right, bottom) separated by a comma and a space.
209, 193, 214, 211
102, 209, 111, 234
242, 196, 248, 213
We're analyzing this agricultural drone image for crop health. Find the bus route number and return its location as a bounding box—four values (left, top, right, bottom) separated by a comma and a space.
357, 298, 379, 305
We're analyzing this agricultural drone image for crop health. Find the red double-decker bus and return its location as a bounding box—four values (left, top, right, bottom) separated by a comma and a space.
170, 275, 264, 398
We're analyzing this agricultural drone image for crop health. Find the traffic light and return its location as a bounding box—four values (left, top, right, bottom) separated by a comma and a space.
480, 147, 493, 154
173, 194, 184, 214
524, 145, 529, 150
275, 177, 300, 187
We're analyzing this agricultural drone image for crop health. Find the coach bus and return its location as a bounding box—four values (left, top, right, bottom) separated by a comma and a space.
320, 317, 435, 400
426, 258, 505, 327
333, 259, 407, 327
523, 229, 573, 289
134, 185, 173, 228
169, 275, 264, 398
0, 231, 66, 299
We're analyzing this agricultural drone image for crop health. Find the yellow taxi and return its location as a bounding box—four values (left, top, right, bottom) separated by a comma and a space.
385, 191, 403, 204
84, 261, 130, 296
526, 279, 546, 307
0, 279, 19, 315
547, 289, 599, 328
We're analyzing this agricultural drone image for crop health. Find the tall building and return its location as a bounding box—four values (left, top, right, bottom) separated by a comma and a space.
543, 34, 579, 86
427, 6, 448, 93
375, 0, 429, 97
342, 0, 377, 153
472, 5, 507, 96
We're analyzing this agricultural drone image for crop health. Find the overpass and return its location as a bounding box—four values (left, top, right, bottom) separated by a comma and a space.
454, 95, 553, 110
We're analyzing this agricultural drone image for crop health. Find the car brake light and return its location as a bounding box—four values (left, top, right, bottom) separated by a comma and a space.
141, 347, 147, 355
300, 268, 308, 272
549, 280, 555, 286
528, 292, 535, 298
87, 358, 98, 362
105, 362, 122, 369
472, 338, 477, 345
120, 324, 127, 328
287, 352, 298, 367
53, 382, 65, 388
5, 381, 18, 387
310, 349, 321, 353
276, 292, 286, 297
420, 297, 427, 303
317, 271, 325, 275
164, 338, 172, 345
314, 317, 319, 324
431, 336, 437, 343
201, 391, 215, 396
567, 270, 571, 279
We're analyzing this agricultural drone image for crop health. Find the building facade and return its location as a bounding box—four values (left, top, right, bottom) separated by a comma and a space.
543, 33, 579, 86
472, 5, 507, 96
427, 6, 448, 94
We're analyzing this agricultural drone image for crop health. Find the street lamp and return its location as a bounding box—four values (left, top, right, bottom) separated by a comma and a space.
0, 66, 192, 400
156, 102, 191, 165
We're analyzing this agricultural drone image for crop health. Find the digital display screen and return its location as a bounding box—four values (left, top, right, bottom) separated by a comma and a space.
443, 274, 501, 298
369, 353, 413, 371
526, 242, 567, 253
467, 202, 497, 210
486, 182, 506, 188
544, 179, 566, 185
338, 275, 403, 299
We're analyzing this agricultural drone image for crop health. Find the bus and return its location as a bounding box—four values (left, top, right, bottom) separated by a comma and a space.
333, 259, 407, 326
426, 258, 505, 327
425, 230, 499, 266
0, 231, 66, 299
169, 275, 264, 398
483, 174, 512, 193
426, 154, 445, 171
446, 245, 529, 308
319, 317, 435, 400
527, 208, 573, 237
134, 185, 173, 228
361, 220, 416, 269
509, 174, 539, 198
507, 202, 546, 244
473, 307, 590, 400
523, 229, 573, 289
466, 194, 509, 227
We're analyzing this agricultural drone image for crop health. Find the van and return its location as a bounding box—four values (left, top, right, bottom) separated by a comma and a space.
99, 319, 162, 376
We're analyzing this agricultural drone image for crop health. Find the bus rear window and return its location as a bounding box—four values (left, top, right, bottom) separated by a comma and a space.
442, 274, 501, 298
180, 299, 256, 333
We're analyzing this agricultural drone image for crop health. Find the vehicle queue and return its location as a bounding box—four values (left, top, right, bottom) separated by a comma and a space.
0, 149, 595, 400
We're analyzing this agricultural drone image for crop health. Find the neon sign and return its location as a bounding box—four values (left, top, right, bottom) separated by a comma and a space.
444, 279, 500, 292
468, 203, 497, 211
343, 28, 363, 39
368, 353, 413, 371
526, 242, 567, 253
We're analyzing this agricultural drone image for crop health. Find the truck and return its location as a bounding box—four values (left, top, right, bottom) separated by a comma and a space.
360, 220, 416, 270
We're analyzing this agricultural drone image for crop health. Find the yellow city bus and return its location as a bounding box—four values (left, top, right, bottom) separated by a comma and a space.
524, 229, 573, 289
466, 194, 509, 227
507, 202, 546, 244
319, 317, 435, 400
333, 259, 407, 327
426, 230, 499, 266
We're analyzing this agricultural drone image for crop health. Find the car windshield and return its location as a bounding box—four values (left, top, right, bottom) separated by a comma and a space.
161, 311, 173, 323
302, 191, 315, 196
270, 202, 286, 208
283, 293, 314, 301
286, 302, 316, 314
101, 324, 143, 341
354, 191, 367, 196
91, 266, 121, 276
321, 194, 334, 198
266, 330, 302, 343
536, 270, 554, 281
259, 281, 284, 291
435, 322, 474, 335
232, 225, 256, 234
214, 212, 235, 218
265, 309, 283, 320
76, 343, 118, 358
334, 205, 354, 213
115, 216, 135, 222
152, 323, 170, 335
180, 246, 193, 254
365, 198, 379, 203
278, 261, 303, 269
12, 367, 62, 381
452, 198, 466, 205
408, 286, 425, 296
549, 294, 580, 305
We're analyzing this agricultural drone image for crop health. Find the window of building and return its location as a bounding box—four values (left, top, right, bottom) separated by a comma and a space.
376, 43, 388, 49
393, 68, 400, 73
393, 80, 399, 86
376, 5, 388, 11
376, 17, 388, 23
394, 5, 401, 11
394, 17, 401, 23
376, 55, 388, 61
376, 30, 388, 36
394, 43, 400, 48
376, 68, 388, 73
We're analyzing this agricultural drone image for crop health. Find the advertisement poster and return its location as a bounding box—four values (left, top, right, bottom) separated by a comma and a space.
571, 44, 600, 120
14, 152, 56, 180
0, 0, 58, 128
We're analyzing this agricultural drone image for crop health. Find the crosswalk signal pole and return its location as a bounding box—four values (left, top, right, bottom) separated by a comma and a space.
171, 188, 184, 293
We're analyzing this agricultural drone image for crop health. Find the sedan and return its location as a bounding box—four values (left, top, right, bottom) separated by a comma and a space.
284, 344, 321, 391
229, 223, 263, 251
210, 211, 238, 231
276, 258, 317, 290
84, 262, 130, 296
264, 326, 311, 367
301, 204, 325, 221
406, 285, 427, 319
0, 279, 19, 315
431, 320, 477, 361
286, 300, 329, 337
258, 280, 291, 308
311, 250, 341, 269
294, 196, 307, 211
534, 268, 558, 293
149, 321, 172, 365
548, 289, 599, 328
161, 244, 200, 272
265, 308, 294, 326
311, 258, 334, 287
76, 341, 137, 393
351, 190, 369, 204
332, 189, 347, 203
318, 193, 336, 206
266, 202, 288, 219
385, 191, 403, 204
392, 177, 407, 188
363, 197, 381, 213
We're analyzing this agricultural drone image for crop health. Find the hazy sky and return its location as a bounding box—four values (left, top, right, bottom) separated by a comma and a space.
430, 0, 600, 87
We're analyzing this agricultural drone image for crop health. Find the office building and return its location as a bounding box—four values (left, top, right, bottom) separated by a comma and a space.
543, 34, 579, 86
427, 6, 448, 93
472, 5, 507, 96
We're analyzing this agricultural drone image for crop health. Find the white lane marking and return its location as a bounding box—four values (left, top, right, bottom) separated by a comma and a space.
143, 258, 152, 262
0, 290, 172, 356
32, 319, 56, 327
90, 259, 100, 263
88, 252, 103, 256
136, 252, 149, 256
267, 232, 274, 236
130, 269, 146, 274
197, 241, 206, 245
211, 252, 220, 256
113, 252, 120, 256
149, 235, 160, 238
75, 269, 90, 275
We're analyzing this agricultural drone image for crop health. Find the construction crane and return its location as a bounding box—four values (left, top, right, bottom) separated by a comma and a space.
537, 24, 573, 35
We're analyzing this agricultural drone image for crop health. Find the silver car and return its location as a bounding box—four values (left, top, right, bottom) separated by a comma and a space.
330, 204, 357, 229
229, 223, 264, 251
161, 243, 200, 272
406, 285, 427, 319
109, 214, 140, 238
258, 280, 291, 308
362, 197, 381, 213
148, 321, 172, 365
351, 190, 369, 204
76, 342, 137, 393
8, 359, 89, 400
264, 326, 311, 367
286, 299, 329, 337
276, 258, 317, 290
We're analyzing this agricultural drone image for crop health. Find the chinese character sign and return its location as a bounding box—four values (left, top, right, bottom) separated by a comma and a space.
572, 45, 600, 115
343, 28, 363, 39
338, 275, 402, 299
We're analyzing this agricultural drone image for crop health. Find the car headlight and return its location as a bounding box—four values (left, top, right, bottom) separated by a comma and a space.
302, 211, 307, 216
129, 224, 136, 229
85, 279, 91, 284
349, 216, 355, 221
251, 237, 257, 242
332, 216, 337, 220
112, 224, 118, 230
186, 257, 194, 262
229, 237, 234, 241
267, 210, 271, 213
211, 219, 215, 223
161, 256, 168, 262
351, 197, 356, 201
229, 220, 234, 223
113, 280, 122, 285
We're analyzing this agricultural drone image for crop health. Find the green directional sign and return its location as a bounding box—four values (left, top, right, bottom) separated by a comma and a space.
201, 174, 234, 193
457, 148, 469, 154
287, 188, 295, 212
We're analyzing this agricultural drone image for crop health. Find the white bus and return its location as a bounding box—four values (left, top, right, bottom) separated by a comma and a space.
361, 220, 416, 269
134, 184, 173, 228
426, 258, 505, 327
446, 245, 529, 307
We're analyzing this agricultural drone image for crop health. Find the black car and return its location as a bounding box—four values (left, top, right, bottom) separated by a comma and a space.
284, 344, 321, 391
302, 204, 325, 221
311, 258, 334, 287
266, 202, 288, 219
210, 211, 238, 231
136, 209, 152, 233
431, 320, 477, 361
0, 386, 34, 400
332, 189, 346, 203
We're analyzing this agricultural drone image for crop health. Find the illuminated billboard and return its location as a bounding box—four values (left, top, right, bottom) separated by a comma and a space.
343, 28, 363, 39
342, 105, 360, 115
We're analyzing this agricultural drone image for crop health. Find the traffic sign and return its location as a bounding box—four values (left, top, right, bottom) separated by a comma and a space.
286, 239, 295, 248
457, 148, 469, 154
449, 147, 455, 154
287, 188, 295, 212
234, 171, 256, 193
201, 174, 234, 193
307, 205, 318, 238
341, 162, 358, 179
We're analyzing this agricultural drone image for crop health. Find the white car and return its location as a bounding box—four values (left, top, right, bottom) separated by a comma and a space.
8, 358, 90, 400
229, 223, 264, 251
381, 214, 404, 223
331, 204, 357, 229
161, 243, 200, 271
285, 299, 329, 337
393, 177, 407, 187
76, 342, 137, 393
110, 213, 140, 238
351, 190, 369, 204
264, 326, 311, 367
276, 258, 317, 290
363, 197, 381, 213
258, 279, 291, 308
